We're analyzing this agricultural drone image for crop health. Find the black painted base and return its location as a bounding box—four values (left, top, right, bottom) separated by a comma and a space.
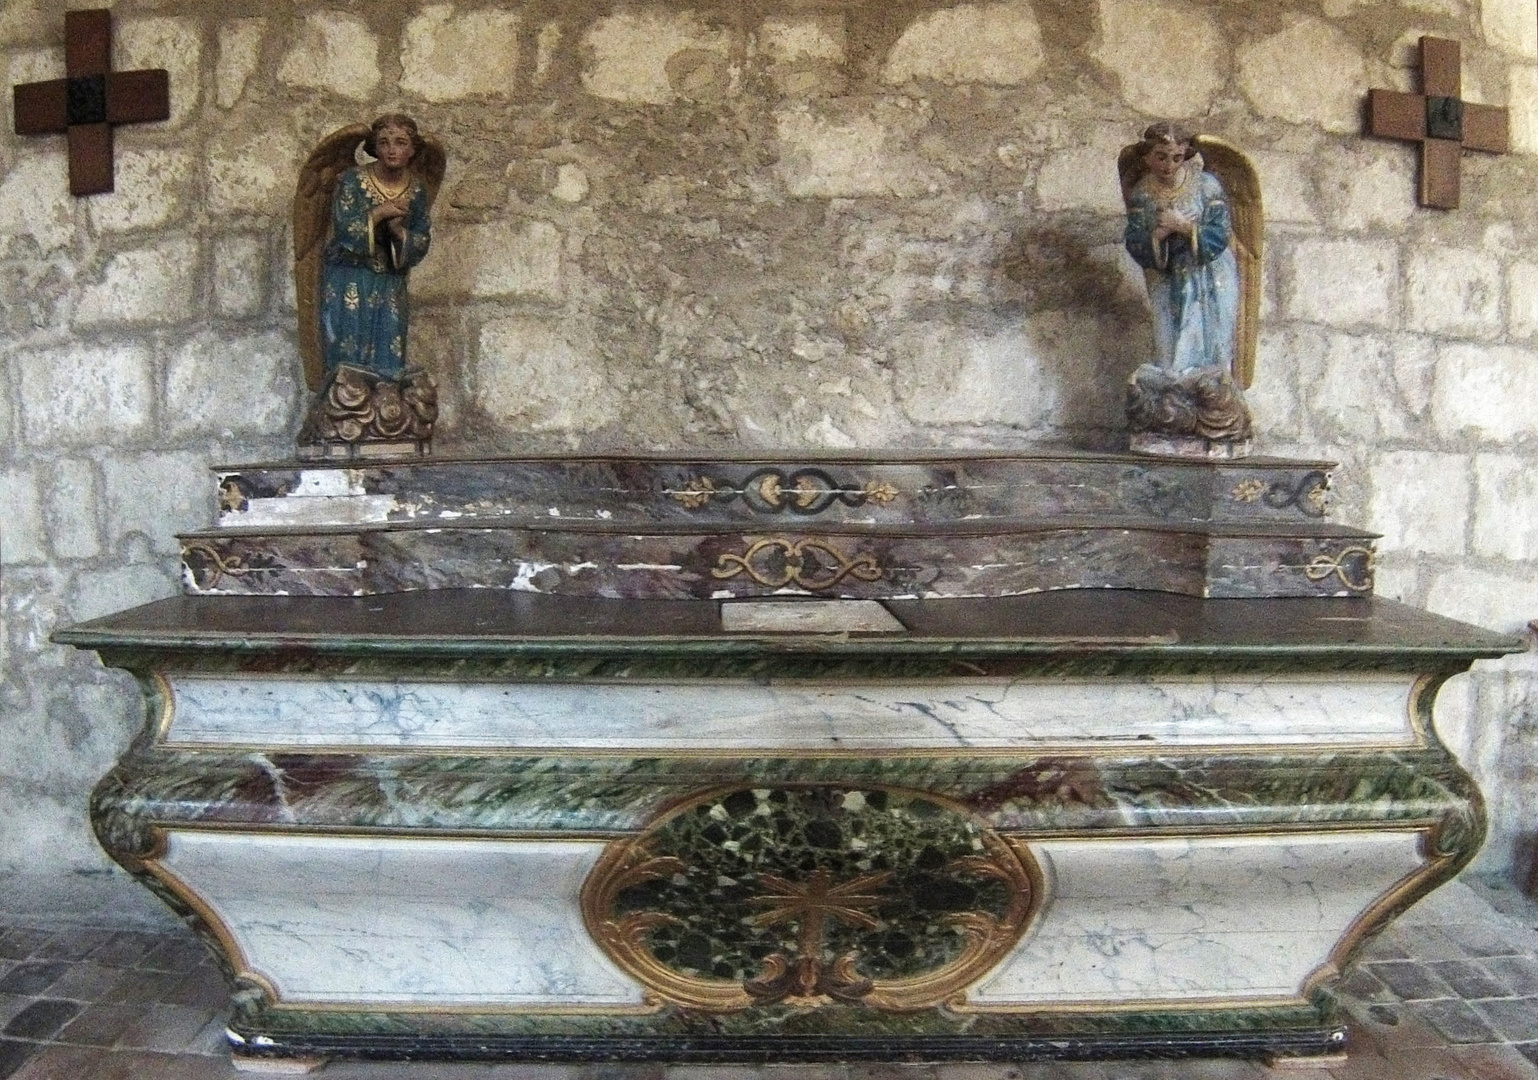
228, 1026, 1348, 1065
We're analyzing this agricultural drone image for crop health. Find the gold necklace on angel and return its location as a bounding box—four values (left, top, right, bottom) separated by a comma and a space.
364, 165, 411, 202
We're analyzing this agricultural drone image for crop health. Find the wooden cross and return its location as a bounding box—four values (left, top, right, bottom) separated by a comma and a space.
1366, 37, 1508, 209
11, 9, 169, 196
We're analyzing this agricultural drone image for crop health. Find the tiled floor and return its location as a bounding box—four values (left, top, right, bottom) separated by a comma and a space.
0, 877, 1535, 1079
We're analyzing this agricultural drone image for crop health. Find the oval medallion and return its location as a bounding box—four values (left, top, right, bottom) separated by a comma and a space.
582, 785, 1040, 1012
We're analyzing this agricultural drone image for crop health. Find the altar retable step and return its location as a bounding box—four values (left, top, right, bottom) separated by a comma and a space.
187, 451, 1374, 600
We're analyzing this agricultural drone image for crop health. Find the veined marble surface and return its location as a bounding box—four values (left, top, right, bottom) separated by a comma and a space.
163, 674, 1421, 750
157, 831, 645, 1006
970, 831, 1426, 1004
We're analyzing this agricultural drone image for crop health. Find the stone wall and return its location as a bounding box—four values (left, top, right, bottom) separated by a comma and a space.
0, 0, 1536, 883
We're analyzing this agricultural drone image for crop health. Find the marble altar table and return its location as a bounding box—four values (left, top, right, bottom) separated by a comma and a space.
55, 451, 1520, 1067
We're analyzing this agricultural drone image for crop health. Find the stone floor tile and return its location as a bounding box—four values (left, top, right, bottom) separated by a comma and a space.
1409, 998, 1503, 1045
139, 938, 213, 975
114, 1002, 219, 1052
667, 1068, 766, 1080
0, 999, 27, 1028
1446, 1042, 1538, 1079
163, 964, 232, 1009
1397, 927, 1482, 963
1336, 966, 1395, 1004
1443, 923, 1538, 960
1519, 1044, 1538, 1069
10, 1045, 240, 1080
0, 963, 68, 997
0, 1040, 37, 1080
1366, 961, 1458, 1001
98, 966, 185, 1004
1326, 1042, 1467, 1079
53, 1003, 149, 1048
0, 933, 50, 964
186, 1011, 232, 1056
1, 1000, 81, 1041
43, 961, 128, 1002
87, 931, 167, 969
1356, 927, 1414, 961
1431, 961, 1517, 1000
1472, 999, 1538, 1043
28, 929, 116, 963
1483, 958, 1538, 997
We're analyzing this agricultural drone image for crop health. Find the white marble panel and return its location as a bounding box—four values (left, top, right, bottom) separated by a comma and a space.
164, 673, 1420, 750
157, 830, 645, 1006
970, 831, 1425, 1004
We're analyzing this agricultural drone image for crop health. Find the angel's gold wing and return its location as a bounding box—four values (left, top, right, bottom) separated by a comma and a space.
414, 133, 447, 208
1195, 135, 1263, 389
293, 125, 369, 392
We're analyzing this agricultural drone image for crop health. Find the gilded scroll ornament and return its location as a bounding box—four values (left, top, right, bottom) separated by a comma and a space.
1305, 545, 1375, 592
581, 786, 1039, 1013
669, 468, 902, 515
710, 538, 884, 591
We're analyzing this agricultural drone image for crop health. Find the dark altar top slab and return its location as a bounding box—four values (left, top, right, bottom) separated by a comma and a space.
57, 590, 1517, 665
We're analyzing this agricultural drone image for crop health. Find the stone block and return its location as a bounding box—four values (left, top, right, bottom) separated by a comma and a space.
1093, 0, 1222, 117
1432, 343, 1538, 442
0, 152, 73, 253
165, 330, 298, 439
1320, 143, 1416, 233
1509, 64, 1538, 155
0, 468, 46, 566
1298, 329, 1405, 440
581, 10, 730, 105
893, 322, 1058, 430
278, 11, 380, 100
1285, 239, 1396, 327
16, 344, 154, 448
1245, 330, 1302, 439
1035, 133, 1129, 215
74, 237, 199, 328
117, 17, 201, 128
775, 106, 942, 199
472, 317, 616, 432
1426, 566, 1538, 634
534, 23, 562, 85
410, 220, 563, 301
551, 164, 589, 204
1238, 18, 1366, 134
0, 4, 50, 49
1506, 261, 1538, 338
881, 3, 1043, 86
205, 123, 301, 216
44, 458, 102, 562
401, 6, 520, 102
1473, 454, 1538, 561
760, 15, 844, 63
1389, 333, 1438, 416
1368, 450, 1469, 556
1248, 151, 1315, 225
103, 451, 214, 557
760, 14, 845, 97
68, 562, 180, 626
213, 235, 269, 319
1406, 248, 1501, 339
86, 149, 193, 234
1484, 0, 1538, 59
216, 18, 266, 109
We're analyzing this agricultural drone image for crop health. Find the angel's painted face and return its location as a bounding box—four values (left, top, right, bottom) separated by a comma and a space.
1143, 141, 1187, 184
374, 125, 415, 172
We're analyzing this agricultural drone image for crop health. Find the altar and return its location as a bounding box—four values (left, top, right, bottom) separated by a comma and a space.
55, 449, 1519, 1068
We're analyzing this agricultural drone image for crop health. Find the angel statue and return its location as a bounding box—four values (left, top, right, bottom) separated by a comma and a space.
1118, 122, 1262, 456
293, 114, 447, 456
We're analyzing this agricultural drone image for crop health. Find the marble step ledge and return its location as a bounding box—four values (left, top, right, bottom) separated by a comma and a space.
211, 451, 1340, 531
177, 517, 1380, 599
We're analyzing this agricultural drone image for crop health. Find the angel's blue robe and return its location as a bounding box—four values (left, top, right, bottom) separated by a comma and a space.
1124, 169, 1238, 375
321, 167, 431, 379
